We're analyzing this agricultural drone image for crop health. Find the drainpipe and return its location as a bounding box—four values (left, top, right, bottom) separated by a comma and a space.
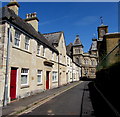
3, 24, 11, 106
81, 66, 82, 80
72, 63, 73, 82
58, 54, 60, 87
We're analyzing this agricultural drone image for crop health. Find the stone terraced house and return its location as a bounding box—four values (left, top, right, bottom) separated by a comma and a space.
0, 0, 81, 106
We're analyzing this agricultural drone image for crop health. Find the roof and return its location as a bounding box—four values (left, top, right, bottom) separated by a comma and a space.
73, 35, 83, 47
89, 38, 97, 51
66, 43, 73, 57
0, 6, 58, 54
43, 31, 63, 45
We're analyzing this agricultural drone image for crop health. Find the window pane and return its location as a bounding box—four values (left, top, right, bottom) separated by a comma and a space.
37, 70, 42, 83
25, 36, 30, 50
14, 31, 20, 46
37, 75, 41, 83
21, 68, 28, 85
21, 75, 27, 84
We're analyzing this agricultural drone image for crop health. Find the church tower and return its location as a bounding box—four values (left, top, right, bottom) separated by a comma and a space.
72, 35, 84, 64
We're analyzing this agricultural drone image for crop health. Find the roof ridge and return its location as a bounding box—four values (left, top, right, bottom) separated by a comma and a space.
43, 31, 63, 35
1, 6, 58, 54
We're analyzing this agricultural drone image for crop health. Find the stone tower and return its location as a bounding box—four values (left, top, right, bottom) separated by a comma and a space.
72, 35, 84, 64
89, 37, 98, 56
97, 24, 108, 41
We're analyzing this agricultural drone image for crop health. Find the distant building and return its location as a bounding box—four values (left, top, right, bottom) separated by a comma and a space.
67, 35, 98, 79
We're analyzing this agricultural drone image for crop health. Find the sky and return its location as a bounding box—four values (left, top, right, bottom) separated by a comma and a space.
2, 2, 118, 52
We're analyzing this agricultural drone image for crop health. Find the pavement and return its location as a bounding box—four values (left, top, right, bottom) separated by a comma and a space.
1, 81, 95, 117
80, 81, 95, 117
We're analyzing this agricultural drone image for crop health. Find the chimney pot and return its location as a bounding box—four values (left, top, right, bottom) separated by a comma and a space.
25, 12, 39, 31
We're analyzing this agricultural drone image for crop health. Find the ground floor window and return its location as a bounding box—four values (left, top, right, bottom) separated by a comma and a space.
52, 71, 57, 82
21, 68, 29, 85
37, 70, 42, 84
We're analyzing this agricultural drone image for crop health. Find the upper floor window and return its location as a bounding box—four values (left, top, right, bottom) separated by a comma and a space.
37, 43, 41, 55
42, 46, 45, 57
84, 59, 88, 65
25, 36, 30, 50
67, 57, 69, 65
14, 31, 21, 47
75, 49, 80, 53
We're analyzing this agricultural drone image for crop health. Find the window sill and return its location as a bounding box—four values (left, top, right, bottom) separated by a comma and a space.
12, 46, 32, 54
52, 81, 58, 83
36, 54, 47, 60
21, 85, 29, 89
37, 83, 43, 86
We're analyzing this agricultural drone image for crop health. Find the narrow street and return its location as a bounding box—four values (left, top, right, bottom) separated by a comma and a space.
19, 82, 88, 116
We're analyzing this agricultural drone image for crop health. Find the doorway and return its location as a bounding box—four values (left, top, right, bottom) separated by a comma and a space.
10, 67, 17, 100
46, 71, 50, 89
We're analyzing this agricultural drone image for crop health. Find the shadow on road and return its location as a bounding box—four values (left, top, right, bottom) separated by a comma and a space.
88, 82, 117, 117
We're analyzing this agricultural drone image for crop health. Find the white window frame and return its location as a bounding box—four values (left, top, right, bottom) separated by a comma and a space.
25, 35, 30, 50
21, 68, 29, 86
37, 43, 41, 55
14, 30, 21, 47
52, 71, 57, 82
37, 70, 42, 84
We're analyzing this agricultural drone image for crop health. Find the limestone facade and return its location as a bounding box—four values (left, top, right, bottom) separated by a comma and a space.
0, 1, 81, 106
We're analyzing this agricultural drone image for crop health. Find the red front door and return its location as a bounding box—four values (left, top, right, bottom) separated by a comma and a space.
10, 68, 17, 100
46, 71, 49, 89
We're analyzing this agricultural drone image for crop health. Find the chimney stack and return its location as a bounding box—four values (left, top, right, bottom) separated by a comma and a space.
7, 0, 20, 15
25, 12, 39, 32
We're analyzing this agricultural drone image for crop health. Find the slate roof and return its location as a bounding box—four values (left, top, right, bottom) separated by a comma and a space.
89, 38, 97, 51
43, 31, 63, 46
0, 6, 58, 54
73, 35, 83, 47
66, 43, 73, 57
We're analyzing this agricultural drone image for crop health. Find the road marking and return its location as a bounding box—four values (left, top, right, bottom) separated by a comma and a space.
7, 81, 82, 116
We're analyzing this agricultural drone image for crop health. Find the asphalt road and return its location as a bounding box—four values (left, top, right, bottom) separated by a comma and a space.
19, 82, 87, 116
